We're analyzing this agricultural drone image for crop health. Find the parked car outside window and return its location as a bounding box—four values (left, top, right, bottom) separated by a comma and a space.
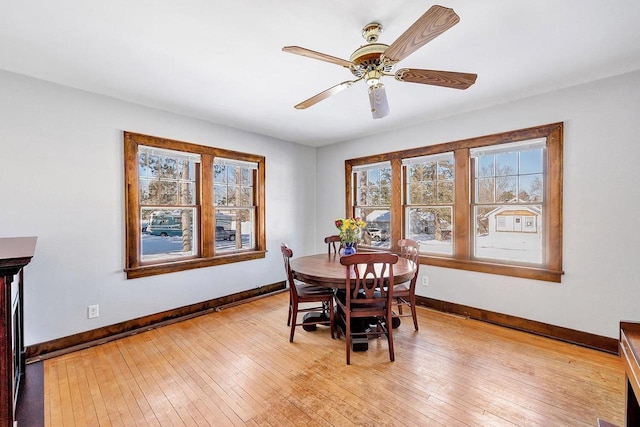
215, 226, 236, 241
365, 227, 389, 242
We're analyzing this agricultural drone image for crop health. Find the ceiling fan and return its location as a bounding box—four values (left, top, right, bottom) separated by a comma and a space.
283, 5, 477, 119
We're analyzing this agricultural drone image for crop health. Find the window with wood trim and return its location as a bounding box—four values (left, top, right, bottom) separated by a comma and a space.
345, 123, 563, 282
124, 132, 266, 279
404, 152, 455, 256
353, 162, 392, 249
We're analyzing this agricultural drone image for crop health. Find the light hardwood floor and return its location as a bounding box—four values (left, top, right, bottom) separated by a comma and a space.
44, 292, 624, 426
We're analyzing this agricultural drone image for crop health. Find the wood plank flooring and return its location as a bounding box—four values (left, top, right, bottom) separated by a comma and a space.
44, 292, 625, 426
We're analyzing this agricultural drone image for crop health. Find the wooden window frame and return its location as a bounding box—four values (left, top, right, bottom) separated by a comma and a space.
124, 132, 266, 279
345, 123, 563, 282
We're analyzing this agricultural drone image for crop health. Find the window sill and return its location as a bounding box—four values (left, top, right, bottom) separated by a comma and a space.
125, 250, 267, 279
421, 255, 564, 283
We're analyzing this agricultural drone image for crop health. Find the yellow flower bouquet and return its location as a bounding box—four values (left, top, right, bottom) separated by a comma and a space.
334, 217, 366, 244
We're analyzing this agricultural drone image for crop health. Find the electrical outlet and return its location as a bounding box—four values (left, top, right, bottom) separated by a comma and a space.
88, 304, 99, 319
422, 276, 429, 287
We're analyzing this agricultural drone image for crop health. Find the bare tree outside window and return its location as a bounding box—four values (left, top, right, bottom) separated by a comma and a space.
405, 153, 454, 255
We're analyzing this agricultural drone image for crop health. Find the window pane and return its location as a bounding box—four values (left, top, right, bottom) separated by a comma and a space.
496, 152, 518, 176
240, 187, 253, 206
520, 149, 543, 174
476, 178, 495, 203
214, 164, 226, 183
407, 158, 454, 205
496, 176, 517, 202
177, 181, 196, 205
437, 181, 454, 203
240, 168, 251, 186
477, 156, 494, 177
157, 157, 180, 179
355, 208, 391, 249
215, 208, 254, 252
474, 205, 542, 264
141, 180, 179, 205
357, 168, 391, 206
141, 208, 197, 262
519, 174, 543, 202
407, 207, 453, 255
226, 166, 237, 185
139, 150, 196, 205
437, 160, 454, 180
139, 152, 152, 178
214, 162, 254, 208
367, 169, 380, 186
214, 184, 226, 205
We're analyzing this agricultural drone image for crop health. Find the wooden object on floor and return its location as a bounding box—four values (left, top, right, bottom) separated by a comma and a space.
394, 238, 420, 331
620, 321, 640, 426
42, 292, 625, 426
0, 236, 37, 427
281, 243, 334, 342
336, 252, 398, 365
16, 362, 44, 427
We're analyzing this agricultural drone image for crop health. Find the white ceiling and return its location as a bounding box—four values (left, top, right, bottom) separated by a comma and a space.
1, 1, 640, 147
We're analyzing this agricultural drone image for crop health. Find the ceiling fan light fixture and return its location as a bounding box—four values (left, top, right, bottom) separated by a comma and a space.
368, 83, 389, 119
365, 70, 382, 86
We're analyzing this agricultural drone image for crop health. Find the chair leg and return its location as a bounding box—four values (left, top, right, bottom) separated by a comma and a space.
410, 295, 419, 331
397, 298, 404, 315
289, 305, 298, 342
386, 313, 395, 362
328, 299, 335, 340
287, 303, 292, 326
345, 312, 351, 365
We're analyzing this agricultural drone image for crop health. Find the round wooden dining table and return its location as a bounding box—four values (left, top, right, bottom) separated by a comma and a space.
290, 252, 417, 335
290, 252, 416, 288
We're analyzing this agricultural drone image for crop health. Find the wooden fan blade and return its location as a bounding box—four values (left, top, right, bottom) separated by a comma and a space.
395, 68, 477, 89
294, 80, 356, 110
384, 5, 460, 64
283, 46, 353, 68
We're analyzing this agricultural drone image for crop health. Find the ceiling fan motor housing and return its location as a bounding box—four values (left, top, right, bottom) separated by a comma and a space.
349, 43, 394, 78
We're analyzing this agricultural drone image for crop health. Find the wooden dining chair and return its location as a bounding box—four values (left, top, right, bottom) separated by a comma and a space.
281, 243, 335, 342
394, 239, 420, 331
336, 252, 399, 365
324, 235, 342, 255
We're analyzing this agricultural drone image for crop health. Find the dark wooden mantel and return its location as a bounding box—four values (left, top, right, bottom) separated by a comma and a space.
0, 236, 37, 427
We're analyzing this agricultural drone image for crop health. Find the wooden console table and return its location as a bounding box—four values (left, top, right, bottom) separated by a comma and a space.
620, 322, 640, 426
0, 237, 36, 427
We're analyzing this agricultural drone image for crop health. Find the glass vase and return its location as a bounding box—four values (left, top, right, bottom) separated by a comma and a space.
342, 242, 356, 256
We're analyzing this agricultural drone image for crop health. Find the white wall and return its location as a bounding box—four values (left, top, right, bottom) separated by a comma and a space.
316, 70, 640, 339
0, 70, 317, 346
